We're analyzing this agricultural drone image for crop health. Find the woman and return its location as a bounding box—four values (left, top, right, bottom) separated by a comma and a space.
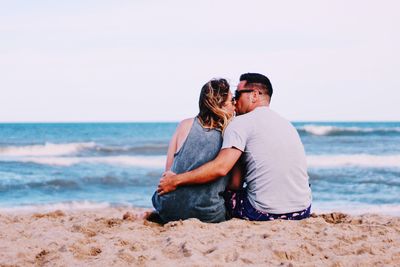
152, 78, 235, 223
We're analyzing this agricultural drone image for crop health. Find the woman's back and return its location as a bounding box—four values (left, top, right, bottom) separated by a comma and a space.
152, 118, 229, 223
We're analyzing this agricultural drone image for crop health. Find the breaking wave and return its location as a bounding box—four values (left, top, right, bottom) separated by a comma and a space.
297, 125, 400, 136
0, 201, 112, 213
2, 153, 399, 169
0, 142, 96, 157
1, 155, 166, 168
0, 142, 169, 157
307, 154, 400, 168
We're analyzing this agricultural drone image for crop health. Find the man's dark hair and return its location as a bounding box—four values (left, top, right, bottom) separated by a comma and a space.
240, 73, 273, 97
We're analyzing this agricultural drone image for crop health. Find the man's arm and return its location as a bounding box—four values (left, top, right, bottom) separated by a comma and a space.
157, 148, 242, 195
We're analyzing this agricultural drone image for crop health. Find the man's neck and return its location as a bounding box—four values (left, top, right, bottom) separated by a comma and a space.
250, 102, 269, 111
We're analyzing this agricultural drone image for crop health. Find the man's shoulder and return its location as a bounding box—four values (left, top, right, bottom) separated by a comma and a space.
227, 114, 250, 129
256, 107, 292, 126
229, 108, 266, 125
224, 114, 255, 138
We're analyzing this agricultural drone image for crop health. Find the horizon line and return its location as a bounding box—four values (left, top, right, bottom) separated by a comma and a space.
0, 120, 399, 124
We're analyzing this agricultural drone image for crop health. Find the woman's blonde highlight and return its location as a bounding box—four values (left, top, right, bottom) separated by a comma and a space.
197, 79, 233, 131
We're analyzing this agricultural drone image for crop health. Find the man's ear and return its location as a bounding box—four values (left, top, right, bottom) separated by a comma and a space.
251, 92, 257, 103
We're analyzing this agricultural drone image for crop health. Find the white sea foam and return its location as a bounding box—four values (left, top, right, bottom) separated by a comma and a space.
8, 155, 166, 168
0, 142, 96, 157
312, 202, 400, 216
299, 124, 400, 136
1, 153, 398, 168
307, 154, 400, 168
302, 125, 341, 136
0, 201, 111, 213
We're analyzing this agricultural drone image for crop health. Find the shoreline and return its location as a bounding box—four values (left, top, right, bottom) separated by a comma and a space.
1, 207, 399, 266
1, 201, 400, 217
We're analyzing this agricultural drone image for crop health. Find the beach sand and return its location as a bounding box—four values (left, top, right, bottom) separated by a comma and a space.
0, 207, 399, 266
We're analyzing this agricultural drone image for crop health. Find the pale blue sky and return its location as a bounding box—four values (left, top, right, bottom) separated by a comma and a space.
1, 0, 399, 122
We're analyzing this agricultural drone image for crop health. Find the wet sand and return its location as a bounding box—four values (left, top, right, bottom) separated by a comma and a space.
0, 207, 399, 266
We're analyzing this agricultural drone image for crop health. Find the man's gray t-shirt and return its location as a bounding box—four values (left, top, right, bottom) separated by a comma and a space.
222, 106, 312, 214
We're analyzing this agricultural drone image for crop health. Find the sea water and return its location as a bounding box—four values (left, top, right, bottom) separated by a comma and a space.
0, 122, 399, 215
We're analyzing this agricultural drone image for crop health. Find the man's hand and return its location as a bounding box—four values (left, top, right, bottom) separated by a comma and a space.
162, 170, 176, 177
157, 171, 178, 195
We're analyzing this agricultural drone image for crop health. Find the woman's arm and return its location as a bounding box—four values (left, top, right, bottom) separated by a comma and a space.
228, 161, 244, 190
165, 130, 178, 171
165, 118, 194, 171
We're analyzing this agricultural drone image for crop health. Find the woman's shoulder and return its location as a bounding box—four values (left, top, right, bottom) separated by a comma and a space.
177, 118, 195, 132
174, 118, 195, 145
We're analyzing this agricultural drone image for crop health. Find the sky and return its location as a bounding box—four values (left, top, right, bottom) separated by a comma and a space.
0, 0, 399, 122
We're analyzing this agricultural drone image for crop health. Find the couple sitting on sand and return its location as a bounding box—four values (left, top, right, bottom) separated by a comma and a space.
152, 73, 312, 223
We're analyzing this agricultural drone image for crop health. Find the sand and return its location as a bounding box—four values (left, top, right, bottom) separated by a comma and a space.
0, 207, 399, 267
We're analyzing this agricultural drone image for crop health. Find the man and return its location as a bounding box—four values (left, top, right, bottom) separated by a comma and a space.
158, 73, 312, 221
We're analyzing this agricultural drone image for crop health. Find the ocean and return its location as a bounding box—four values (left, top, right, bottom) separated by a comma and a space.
0, 122, 399, 215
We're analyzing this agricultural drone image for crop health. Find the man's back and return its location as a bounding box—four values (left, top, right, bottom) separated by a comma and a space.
222, 106, 312, 214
